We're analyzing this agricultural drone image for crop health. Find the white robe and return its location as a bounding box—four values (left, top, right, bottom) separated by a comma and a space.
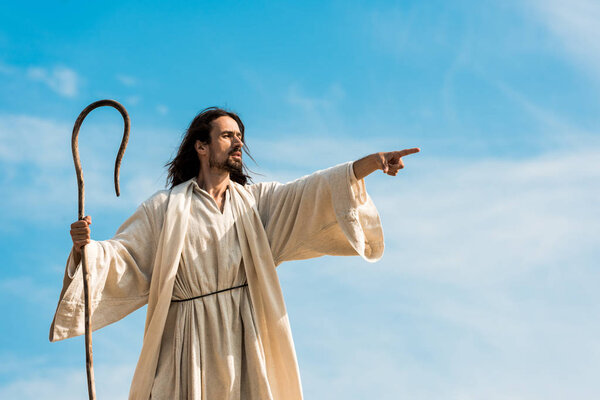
50, 162, 384, 400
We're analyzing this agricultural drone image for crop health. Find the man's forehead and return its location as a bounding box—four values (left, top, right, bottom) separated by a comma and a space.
211, 116, 241, 133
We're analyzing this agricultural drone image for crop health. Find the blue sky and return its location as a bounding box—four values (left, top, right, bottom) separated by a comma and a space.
1, 0, 599, 398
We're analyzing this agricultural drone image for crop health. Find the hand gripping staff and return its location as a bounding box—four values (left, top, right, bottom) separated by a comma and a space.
71, 99, 130, 400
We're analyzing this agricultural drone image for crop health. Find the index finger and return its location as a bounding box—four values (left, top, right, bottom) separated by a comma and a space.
397, 148, 421, 157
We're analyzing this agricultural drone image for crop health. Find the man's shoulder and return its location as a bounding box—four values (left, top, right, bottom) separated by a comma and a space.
244, 181, 281, 196
140, 189, 171, 215
246, 181, 280, 188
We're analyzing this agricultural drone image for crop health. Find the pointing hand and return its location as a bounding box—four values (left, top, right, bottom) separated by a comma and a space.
376, 148, 421, 176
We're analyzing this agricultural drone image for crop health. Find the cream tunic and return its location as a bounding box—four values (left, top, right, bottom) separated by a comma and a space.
151, 185, 272, 399
50, 162, 385, 400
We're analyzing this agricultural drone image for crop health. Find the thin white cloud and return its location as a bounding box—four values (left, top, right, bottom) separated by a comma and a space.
156, 104, 169, 115
126, 95, 141, 106
250, 135, 387, 177
0, 114, 70, 164
527, 0, 600, 79
0, 276, 55, 304
116, 74, 137, 87
283, 83, 346, 134
288, 145, 600, 398
493, 80, 600, 149
286, 83, 345, 111
367, 6, 414, 55
0, 364, 132, 400
0, 61, 17, 75
26, 66, 79, 97
338, 147, 600, 287
293, 249, 600, 399
248, 123, 600, 398
0, 114, 174, 227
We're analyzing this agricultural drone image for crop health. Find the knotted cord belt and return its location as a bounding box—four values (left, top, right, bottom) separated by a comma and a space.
172, 283, 249, 303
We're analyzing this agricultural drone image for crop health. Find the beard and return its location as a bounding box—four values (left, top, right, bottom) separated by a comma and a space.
209, 150, 243, 174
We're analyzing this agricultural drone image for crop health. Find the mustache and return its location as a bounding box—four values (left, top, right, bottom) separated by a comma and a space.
229, 147, 242, 155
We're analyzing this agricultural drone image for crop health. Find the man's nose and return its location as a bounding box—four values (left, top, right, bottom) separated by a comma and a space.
233, 136, 243, 147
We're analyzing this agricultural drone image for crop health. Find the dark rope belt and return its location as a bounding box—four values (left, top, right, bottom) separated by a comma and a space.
172, 283, 249, 303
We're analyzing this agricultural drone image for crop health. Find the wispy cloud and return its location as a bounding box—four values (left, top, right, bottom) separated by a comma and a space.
125, 95, 141, 106
0, 114, 70, 164
116, 74, 137, 87
283, 83, 346, 134
367, 6, 414, 55
0, 364, 132, 400
0, 114, 173, 226
527, 0, 600, 79
290, 144, 600, 398
0, 61, 17, 75
356, 147, 600, 286
493, 80, 600, 149
156, 104, 169, 115
286, 83, 345, 112
245, 118, 600, 397
26, 66, 79, 97
0, 276, 55, 304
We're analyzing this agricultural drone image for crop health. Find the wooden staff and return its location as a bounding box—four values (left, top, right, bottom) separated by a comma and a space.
71, 99, 130, 400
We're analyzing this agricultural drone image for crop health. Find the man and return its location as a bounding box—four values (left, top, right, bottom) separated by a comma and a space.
51, 107, 420, 400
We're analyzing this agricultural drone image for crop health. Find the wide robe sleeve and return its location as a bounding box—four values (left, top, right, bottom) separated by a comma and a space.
49, 192, 168, 342
249, 161, 384, 265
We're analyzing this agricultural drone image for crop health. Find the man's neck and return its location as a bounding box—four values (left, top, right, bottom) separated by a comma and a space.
196, 169, 230, 211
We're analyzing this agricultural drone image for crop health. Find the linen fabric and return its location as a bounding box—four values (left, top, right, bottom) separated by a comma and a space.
50, 162, 384, 399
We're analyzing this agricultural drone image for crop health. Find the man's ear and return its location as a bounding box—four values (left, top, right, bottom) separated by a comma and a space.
195, 140, 208, 156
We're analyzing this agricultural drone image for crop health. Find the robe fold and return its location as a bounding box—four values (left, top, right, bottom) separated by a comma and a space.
50, 161, 384, 399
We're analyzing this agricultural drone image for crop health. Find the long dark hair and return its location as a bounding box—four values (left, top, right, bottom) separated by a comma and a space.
165, 107, 252, 188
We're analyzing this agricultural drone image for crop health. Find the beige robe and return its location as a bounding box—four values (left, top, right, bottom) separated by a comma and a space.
50, 162, 384, 400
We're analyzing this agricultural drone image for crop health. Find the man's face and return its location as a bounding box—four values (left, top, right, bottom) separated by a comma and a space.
206, 116, 244, 173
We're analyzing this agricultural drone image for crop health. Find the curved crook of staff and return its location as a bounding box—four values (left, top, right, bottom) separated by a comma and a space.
71, 99, 130, 400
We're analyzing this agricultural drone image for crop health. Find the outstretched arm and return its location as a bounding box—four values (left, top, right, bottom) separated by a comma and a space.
352, 148, 421, 180
51, 198, 163, 342
251, 162, 389, 265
